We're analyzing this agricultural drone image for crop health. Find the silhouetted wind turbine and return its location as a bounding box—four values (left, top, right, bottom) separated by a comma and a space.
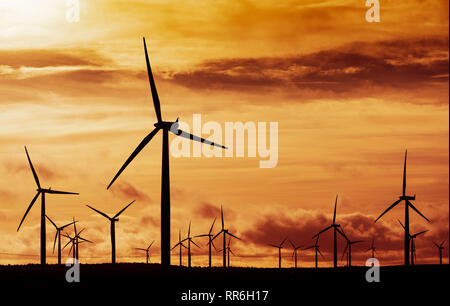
180, 221, 201, 268
136, 240, 155, 264
195, 218, 217, 268
367, 238, 377, 266
17, 147, 79, 265
312, 195, 346, 268
212, 205, 241, 267
86, 200, 136, 264
289, 240, 304, 268
106, 38, 227, 268
398, 220, 427, 265
219, 239, 235, 267
63, 229, 92, 263
269, 237, 287, 269
375, 150, 431, 266
340, 227, 363, 267
45, 215, 75, 264
432, 240, 446, 264
303, 236, 323, 268
172, 229, 187, 266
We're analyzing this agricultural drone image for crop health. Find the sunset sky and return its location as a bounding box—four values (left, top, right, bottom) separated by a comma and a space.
0, 0, 448, 267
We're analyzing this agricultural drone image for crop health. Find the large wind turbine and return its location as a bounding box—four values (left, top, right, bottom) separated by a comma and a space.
136, 240, 155, 264
86, 200, 136, 264
45, 215, 75, 264
106, 38, 227, 268
195, 218, 217, 268
269, 237, 287, 269
374, 150, 431, 266
432, 240, 446, 264
398, 220, 427, 265
212, 205, 241, 267
17, 147, 79, 265
312, 195, 346, 268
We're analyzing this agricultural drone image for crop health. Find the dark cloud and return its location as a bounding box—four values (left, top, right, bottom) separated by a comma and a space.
195, 202, 221, 219
109, 181, 151, 202
4, 163, 60, 181
165, 36, 449, 101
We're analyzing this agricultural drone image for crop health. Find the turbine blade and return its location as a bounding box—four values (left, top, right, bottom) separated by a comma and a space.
60, 221, 76, 230
398, 219, 406, 230
212, 230, 224, 241
432, 241, 440, 248
289, 240, 295, 249
171, 242, 181, 250
407, 200, 431, 223
17, 192, 40, 231
227, 232, 241, 240
45, 215, 57, 229
53, 232, 58, 254
336, 227, 347, 240
191, 240, 201, 249
333, 194, 338, 224
374, 199, 402, 223
136, 248, 147, 251
210, 239, 217, 251
317, 248, 325, 259
78, 236, 93, 243
302, 246, 314, 250
45, 189, 78, 195
24, 146, 40, 188
148, 240, 155, 249
107, 127, 160, 189
403, 150, 407, 196
312, 225, 332, 238
114, 200, 136, 218
221, 205, 224, 230
268, 244, 278, 248
280, 237, 288, 247
86, 205, 111, 220
341, 244, 348, 261
171, 129, 227, 149
209, 217, 217, 235
143, 37, 162, 123
229, 249, 235, 256
413, 230, 428, 237
194, 234, 209, 238
188, 221, 191, 238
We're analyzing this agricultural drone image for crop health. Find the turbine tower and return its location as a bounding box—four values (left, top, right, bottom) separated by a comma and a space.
375, 150, 431, 266
106, 38, 227, 268
17, 146, 79, 265
172, 229, 187, 266
86, 200, 136, 264
212, 205, 240, 267
312, 195, 346, 268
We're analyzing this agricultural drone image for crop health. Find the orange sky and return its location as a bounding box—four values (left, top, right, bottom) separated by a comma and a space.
0, 0, 448, 267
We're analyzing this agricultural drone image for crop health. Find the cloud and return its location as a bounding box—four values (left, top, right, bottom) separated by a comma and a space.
165, 36, 449, 102
195, 202, 221, 219
4, 162, 60, 181
109, 181, 151, 202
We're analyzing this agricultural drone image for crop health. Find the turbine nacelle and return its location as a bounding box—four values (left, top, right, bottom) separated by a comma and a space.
154, 120, 178, 131
400, 195, 416, 201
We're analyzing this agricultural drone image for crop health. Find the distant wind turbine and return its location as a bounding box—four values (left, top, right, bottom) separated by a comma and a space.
63, 228, 93, 263
432, 240, 446, 264
45, 215, 75, 264
312, 195, 346, 268
17, 146, 79, 265
106, 37, 227, 268
195, 218, 217, 268
212, 205, 241, 268
288, 240, 304, 269
180, 221, 201, 268
303, 236, 323, 268
172, 229, 187, 266
375, 150, 431, 266
269, 237, 287, 269
218, 239, 236, 267
136, 240, 155, 264
86, 200, 136, 264
398, 220, 427, 265
339, 227, 363, 267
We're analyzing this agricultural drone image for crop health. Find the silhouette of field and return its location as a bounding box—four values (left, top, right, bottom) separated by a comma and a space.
0, 264, 448, 303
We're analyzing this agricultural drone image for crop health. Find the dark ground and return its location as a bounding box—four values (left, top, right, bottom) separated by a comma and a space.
0, 264, 448, 304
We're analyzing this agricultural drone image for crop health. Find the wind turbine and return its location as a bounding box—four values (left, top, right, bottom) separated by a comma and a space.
398, 220, 427, 265
340, 227, 363, 267
303, 236, 323, 268
17, 146, 79, 265
432, 240, 446, 264
63, 228, 93, 263
312, 195, 346, 268
269, 237, 287, 269
45, 215, 75, 264
86, 200, 136, 264
195, 218, 217, 268
135, 240, 155, 264
219, 239, 236, 267
289, 240, 304, 268
212, 205, 241, 267
172, 229, 187, 266
180, 221, 201, 268
374, 150, 431, 266
106, 37, 227, 268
